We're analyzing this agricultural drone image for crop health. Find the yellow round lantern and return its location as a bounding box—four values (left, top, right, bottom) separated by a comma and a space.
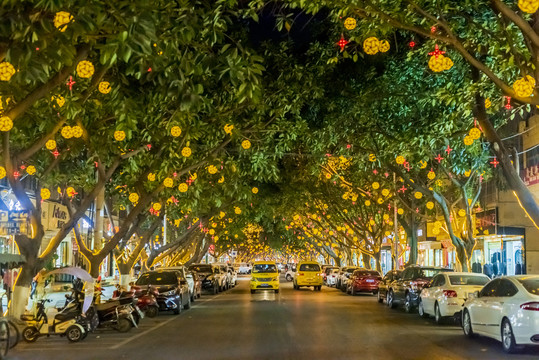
458, 209, 466, 217
61, 126, 73, 139
427, 170, 436, 180
252, 187, 258, 194
98, 81, 111, 94
383, 214, 390, 221
414, 191, 423, 199
469, 127, 481, 140
363, 37, 380, 55
71, 125, 83, 138
368, 153, 376, 162
513, 75, 536, 98
372, 182, 380, 189
170, 126, 182, 137
181, 147, 192, 157
218, 176, 225, 183
0, 62, 16, 81
379, 40, 390, 53
235, 206, 242, 215
485, 98, 492, 109
426, 201, 434, 210
52, 95, 65, 108
208, 165, 218, 174
396, 155, 405, 165
435, 179, 443, 187
41, 188, 51, 200
381, 189, 390, 197
419, 160, 428, 169
76, 60, 95, 78
53, 11, 72, 31
129, 193, 139, 203
45, 139, 57, 150
343, 17, 357, 30
442, 57, 454, 70
463, 136, 474, 146
178, 183, 188, 192
66, 187, 76, 197
147, 173, 156, 182
152, 203, 162, 211
163, 177, 174, 188
0, 167, 5, 179
0, 116, 13, 132
397, 208, 404, 215
428, 55, 452, 72
114, 130, 126, 141
519, 0, 539, 14
224, 124, 234, 135
241, 140, 251, 149
464, 170, 471, 177
26, 165, 36, 175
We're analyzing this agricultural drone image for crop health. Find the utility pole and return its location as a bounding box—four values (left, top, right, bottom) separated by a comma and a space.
393, 173, 399, 270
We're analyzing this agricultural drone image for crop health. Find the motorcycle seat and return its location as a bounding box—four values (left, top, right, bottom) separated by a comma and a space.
54, 312, 77, 322
94, 302, 118, 311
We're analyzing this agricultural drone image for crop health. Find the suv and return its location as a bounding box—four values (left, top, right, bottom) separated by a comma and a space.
159, 265, 196, 301
293, 261, 323, 291
387, 265, 454, 312
250, 261, 279, 294
135, 270, 190, 314
188, 264, 220, 294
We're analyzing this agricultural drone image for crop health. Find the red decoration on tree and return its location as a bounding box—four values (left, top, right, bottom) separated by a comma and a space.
409, 41, 416, 48
428, 44, 445, 58
430, 26, 437, 33
147, 67, 152, 72
13, 171, 19, 179
337, 36, 349, 51
52, 149, 60, 158
373, 169, 378, 175
403, 161, 410, 171
505, 96, 512, 109
66, 76, 76, 91
435, 154, 444, 163
445, 144, 453, 155
490, 157, 500, 168
398, 185, 407, 193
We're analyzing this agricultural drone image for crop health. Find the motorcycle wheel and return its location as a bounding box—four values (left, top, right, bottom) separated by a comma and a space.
22, 326, 39, 343
66, 325, 83, 343
145, 306, 159, 318
116, 318, 133, 333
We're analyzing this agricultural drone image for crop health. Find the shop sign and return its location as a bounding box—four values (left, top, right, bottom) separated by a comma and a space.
522, 165, 539, 186
0, 210, 29, 235
474, 208, 496, 233
46, 203, 69, 230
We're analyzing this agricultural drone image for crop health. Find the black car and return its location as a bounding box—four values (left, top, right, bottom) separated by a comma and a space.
377, 270, 402, 304
188, 264, 220, 294
135, 270, 190, 315
386, 265, 454, 312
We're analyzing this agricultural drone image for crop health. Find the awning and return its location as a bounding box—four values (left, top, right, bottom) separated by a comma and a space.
0, 254, 26, 267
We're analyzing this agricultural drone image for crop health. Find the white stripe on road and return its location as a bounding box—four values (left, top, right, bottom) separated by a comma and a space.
110, 293, 222, 350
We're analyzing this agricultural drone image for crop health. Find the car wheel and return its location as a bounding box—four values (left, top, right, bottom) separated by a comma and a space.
404, 293, 414, 313
274, 289, 279, 294
286, 274, 292, 282
184, 295, 191, 310
462, 309, 475, 337
66, 325, 83, 342
434, 302, 444, 324
250, 289, 256, 294
501, 318, 518, 354
418, 299, 428, 318
387, 290, 396, 309
377, 291, 383, 304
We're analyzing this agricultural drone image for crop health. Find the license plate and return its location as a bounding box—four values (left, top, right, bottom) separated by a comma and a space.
366, 279, 374, 283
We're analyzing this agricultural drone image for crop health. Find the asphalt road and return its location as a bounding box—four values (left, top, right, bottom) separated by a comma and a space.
8, 276, 539, 360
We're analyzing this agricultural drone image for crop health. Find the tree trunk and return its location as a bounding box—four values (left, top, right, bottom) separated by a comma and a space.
362, 253, 372, 269
11, 234, 43, 317
117, 262, 132, 287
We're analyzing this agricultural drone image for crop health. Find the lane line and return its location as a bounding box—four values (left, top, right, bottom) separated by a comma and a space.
110, 292, 223, 350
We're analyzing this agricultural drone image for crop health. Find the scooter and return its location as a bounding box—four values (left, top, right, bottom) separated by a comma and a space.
21, 298, 87, 343
131, 285, 159, 318
87, 292, 141, 333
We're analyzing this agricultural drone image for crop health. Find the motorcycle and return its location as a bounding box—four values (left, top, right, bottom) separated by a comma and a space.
21, 268, 96, 343
88, 289, 141, 333
130, 285, 159, 318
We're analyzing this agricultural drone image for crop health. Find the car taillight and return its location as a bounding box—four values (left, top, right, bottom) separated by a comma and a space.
299, 273, 304, 276
317, 273, 322, 276
443, 290, 457, 298
521, 302, 539, 311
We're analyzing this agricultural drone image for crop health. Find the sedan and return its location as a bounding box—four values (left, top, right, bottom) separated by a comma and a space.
462, 275, 539, 353
377, 270, 402, 304
419, 272, 490, 324
347, 269, 382, 295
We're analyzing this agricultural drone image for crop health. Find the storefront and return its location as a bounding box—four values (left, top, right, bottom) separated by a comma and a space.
41, 202, 74, 268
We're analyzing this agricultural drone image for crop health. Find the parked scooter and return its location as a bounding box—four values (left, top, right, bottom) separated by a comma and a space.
87, 288, 141, 333
130, 285, 159, 318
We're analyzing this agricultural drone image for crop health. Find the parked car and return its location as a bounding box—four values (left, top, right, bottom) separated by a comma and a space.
250, 261, 279, 294
377, 270, 402, 304
135, 270, 190, 314
462, 275, 539, 353
323, 266, 339, 285
158, 266, 195, 301
293, 261, 323, 291
326, 268, 340, 287
188, 264, 220, 294
285, 265, 296, 282
190, 271, 202, 299
215, 264, 231, 291
234, 263, 251, 274
336, 266, 359, 291
347, 269, 382, 295
387, 265, 454, 312
226, 264, 237, 287
419, 272, 490, 324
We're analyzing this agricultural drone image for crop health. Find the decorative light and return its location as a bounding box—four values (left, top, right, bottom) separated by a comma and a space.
343, 17, 357, 30
458, 209, 466, 217
0, 167, 5, 179
208, 165, 218, 174
490, 157, 500, 168
224, 124, 234, 135
414, 191, 423, 199
66, 187, 76, 197
72, 125, 83, 138
363, 37, 380, 55
129, 193, 139, 203
114, 130, 126, 141
235, 206, 242, 215
181, 147, 192, 157
379, 40, 390, 53
364, 200, 371, 206
372, 182, 380, 189
381, 189, 390, 197
485, 98, 492, 109
397, 208, 404, 215
512, 75, 535, 98
147, 173, 156, 182
0, 116, 13, 131
178, 183, 188, 192
41, 188, 51, 200
241, 140, 251, 150
469, 127, 481, 140
152, 203, 162, 211
426, 201, 434, 210
434, 154, 444, 163
26, 165, 36, 175
396, 155, 405, 165
98, 81, 111, 94
445, 144, 453, 155
170, 126, 182, 137
427, 170, 436, 180
163, 177, 174, 188
337, 36, 349, 51
463, 136, 474, 146
53, 11, 73, 31
61, 125, 73, 139
409, 41, 416, 48
518, 0, 539, 13
51, 95, 65, 108
66, 76, 76, 91
369, 153, 376, 162
252, 187, 258, 194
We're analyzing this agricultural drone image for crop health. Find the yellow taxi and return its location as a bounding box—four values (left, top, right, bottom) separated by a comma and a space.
250, 261, 280, 294
293, 261, 323, 291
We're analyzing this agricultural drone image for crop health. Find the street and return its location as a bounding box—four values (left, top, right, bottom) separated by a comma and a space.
8, 275, 539, 360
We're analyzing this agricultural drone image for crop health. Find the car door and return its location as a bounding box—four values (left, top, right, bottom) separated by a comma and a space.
472, 279, 501, 334
483, 279, 518, 337
421, 274, 440, 314
396, 268, 412, 302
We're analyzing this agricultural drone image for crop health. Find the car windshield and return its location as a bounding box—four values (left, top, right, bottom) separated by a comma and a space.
299, 264, 320, 272
253, 264, 277, 273
449, 275, 489, 286
419, 268, 449, 278
356, 271, 380, 277
189, 265, 213, 273
345, 268, 356, 273
517, 278, 539, 295
136, 272, 177, 285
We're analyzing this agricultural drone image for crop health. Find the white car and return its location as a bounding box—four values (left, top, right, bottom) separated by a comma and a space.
285, 268, 296, 282
326, 268, 340, 287
462, 275, 539, 353
419, 272, 490, 323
